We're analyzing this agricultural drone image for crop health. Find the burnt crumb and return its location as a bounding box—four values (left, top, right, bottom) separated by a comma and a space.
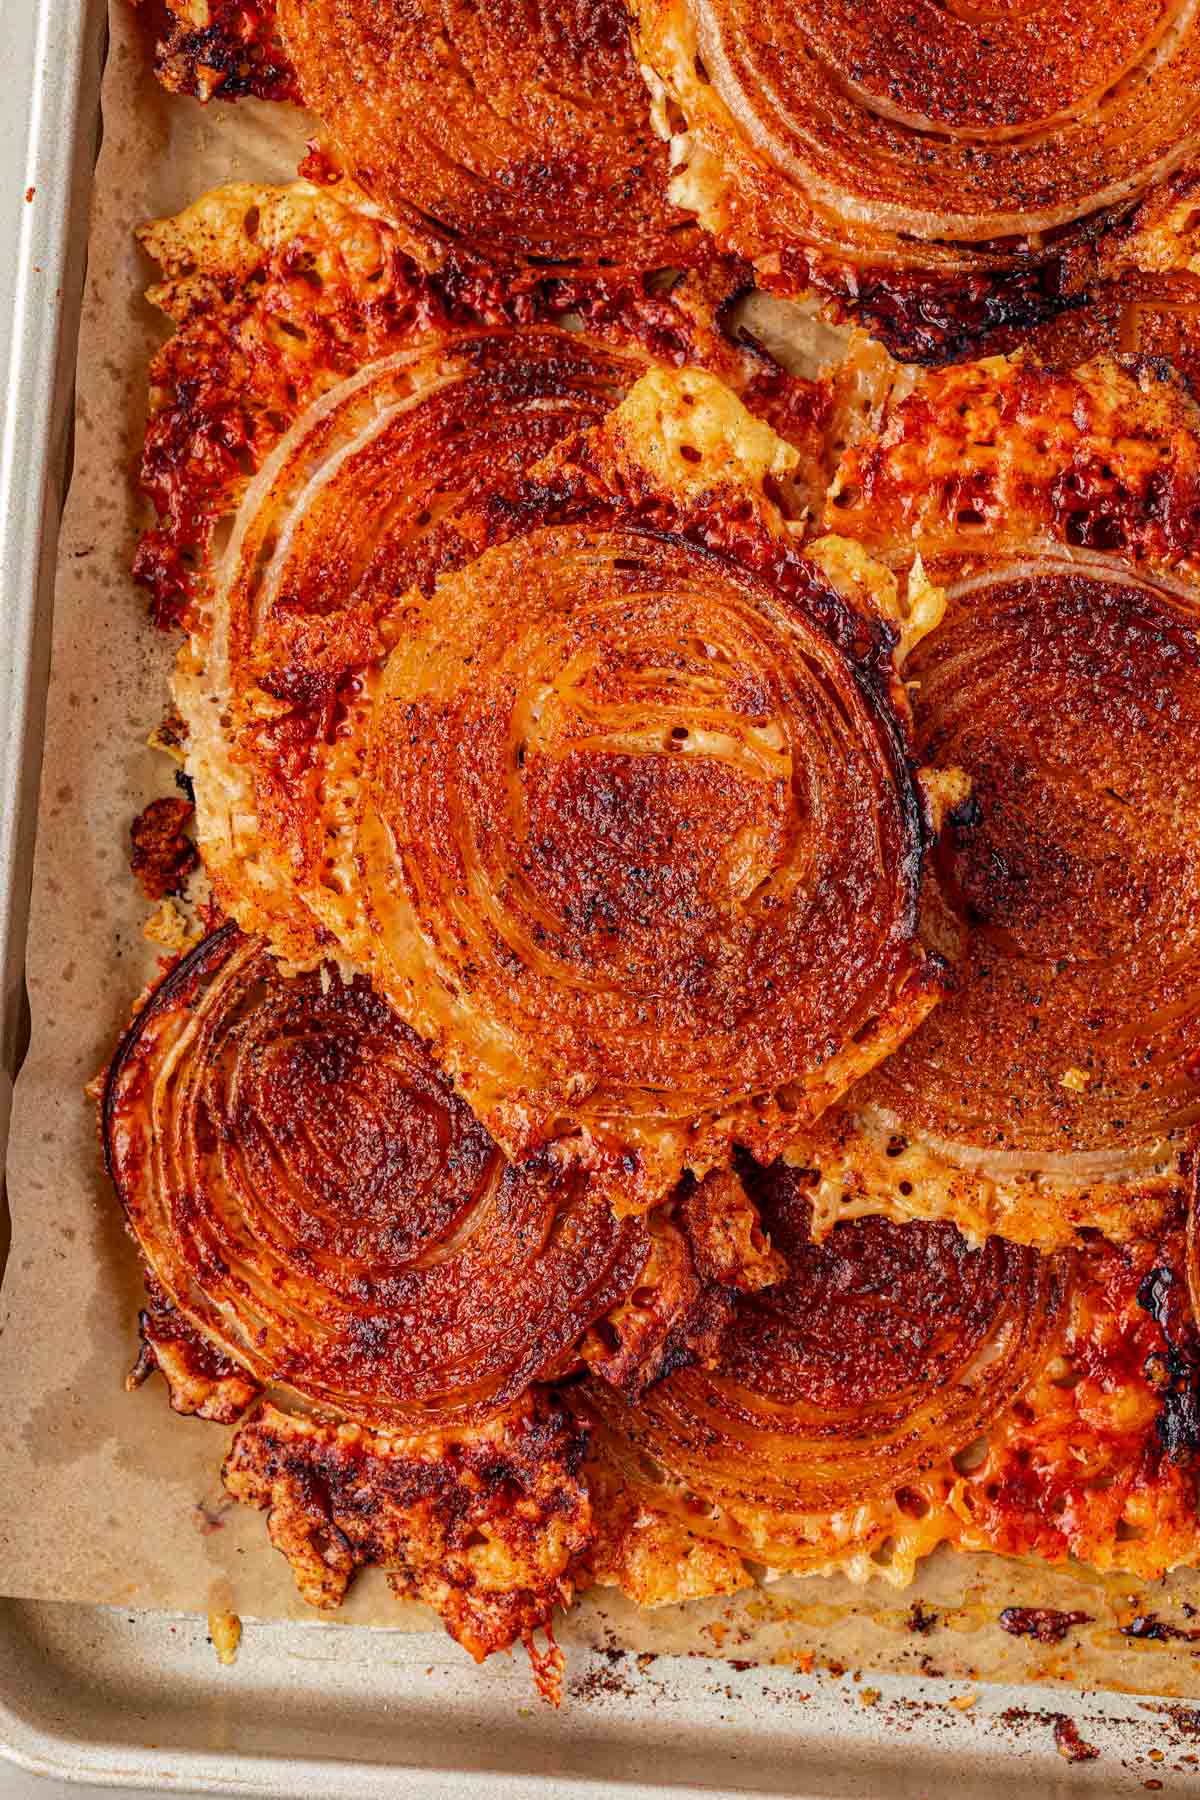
905, 1600, 939, 1635
780, 244, 1086, 367
1053, 1715, 1101, 1763
129, 795, 199, 900
174, 766, 196, 805
1121, 1613, 1200, 1644
998, 1606, 1093, 1645
1137, 1264, 1200, 1464
569, 1648, 641, 1703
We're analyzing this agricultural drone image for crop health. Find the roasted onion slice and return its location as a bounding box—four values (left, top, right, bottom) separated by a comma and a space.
633, 0, 1200, 360
147, 0, 698, 271
583, 1185, 1200, 1605
577, 1162, 1066, 1585
103, 924, 760, 1427
143, 184, 830, 972
789, 358, 1200, 1251
359, 369, 948, 1207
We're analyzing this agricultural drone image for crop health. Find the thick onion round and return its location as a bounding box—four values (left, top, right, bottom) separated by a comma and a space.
102, 925, 664, 1426
362, 512, 942, 1208
579, 1162, 1066, 1580
790, 357, 1200, 1250
634, 0, 1200, 359
800, 557, 1200, 1247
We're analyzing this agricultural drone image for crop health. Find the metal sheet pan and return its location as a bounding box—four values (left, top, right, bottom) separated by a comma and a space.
2, 3, 1200, 1793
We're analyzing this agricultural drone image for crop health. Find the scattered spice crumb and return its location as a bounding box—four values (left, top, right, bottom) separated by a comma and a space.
25, 186, 34, 202
998, 1606, 1093, 1645
860, 1687, 881, 1708
906, 1600, 939, 1635
1053, 1715, 1100, 1763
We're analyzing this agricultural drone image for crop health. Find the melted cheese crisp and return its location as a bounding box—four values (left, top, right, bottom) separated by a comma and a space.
632, 0, 1200, 363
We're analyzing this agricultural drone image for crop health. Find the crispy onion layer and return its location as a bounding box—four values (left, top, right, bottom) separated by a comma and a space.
274, 0, 697, 269
363, 506, 942, 1208
102, 924, 686, 1427
584, 1200, 1200, 1605
578, 1163, 1066, 1583
634, 0, 1200, 358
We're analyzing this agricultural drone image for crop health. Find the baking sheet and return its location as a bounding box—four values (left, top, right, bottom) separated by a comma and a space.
4, 0, 1200, 1704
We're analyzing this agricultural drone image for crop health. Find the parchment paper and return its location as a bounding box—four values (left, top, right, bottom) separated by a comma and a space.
3, 0, 1200, 1697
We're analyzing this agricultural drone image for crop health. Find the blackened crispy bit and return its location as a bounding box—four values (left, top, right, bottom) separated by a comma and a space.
129, 795, 198, 900
145, 0, 298, 102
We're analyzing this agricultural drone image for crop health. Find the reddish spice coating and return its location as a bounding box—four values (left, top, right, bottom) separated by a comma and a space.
126, 1275, 259, 1424
146, 0, 696, 271
134, 193, 802, 630
998, 1607, 1093, 1646
636, 0, 1200, 361
366, 517, 935, 1199
723, 1162, 1059, 1417
274, 0, 697, 270
128, 795, 198, 900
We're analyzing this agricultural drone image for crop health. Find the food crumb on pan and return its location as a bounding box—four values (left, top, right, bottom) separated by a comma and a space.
1053, 1714, 1101, 1763
208, 1609, 241, 1667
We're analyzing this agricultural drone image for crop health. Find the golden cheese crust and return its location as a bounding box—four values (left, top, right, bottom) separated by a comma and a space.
223, 1391, 591, 1694
632, 0, 1200, 362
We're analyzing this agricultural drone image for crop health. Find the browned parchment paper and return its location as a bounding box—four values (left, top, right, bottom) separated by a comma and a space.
3, 0, 1200, 1696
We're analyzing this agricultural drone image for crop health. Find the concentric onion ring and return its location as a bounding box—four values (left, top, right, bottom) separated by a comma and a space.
578, 1161, 1066, 1585
633, 0, 1200, 360
102, 923, 740, 1427
359, 376, 950, 1206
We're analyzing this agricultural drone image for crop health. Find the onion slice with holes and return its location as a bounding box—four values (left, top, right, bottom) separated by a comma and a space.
578, 1161, 1067, 1586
